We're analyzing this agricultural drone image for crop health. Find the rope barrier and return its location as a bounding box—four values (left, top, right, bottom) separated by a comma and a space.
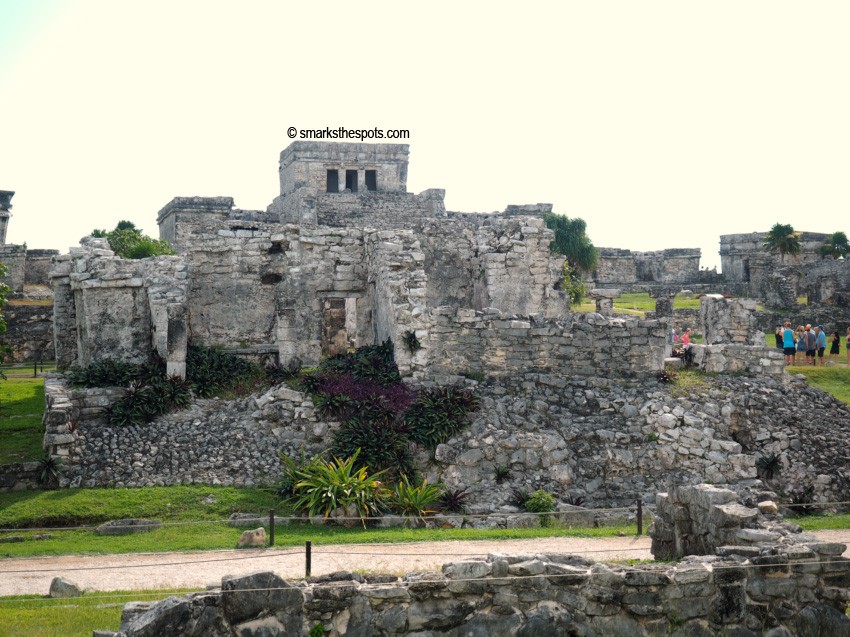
3, 554, 850, 608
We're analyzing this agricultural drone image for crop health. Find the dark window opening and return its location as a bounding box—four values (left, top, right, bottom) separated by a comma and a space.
345, 170, 358, 193
742, 259, 750, 283
365, 170, 377, 191
326, 170, 339, 193
268, 240, 287, 254
261, 273, 283, 285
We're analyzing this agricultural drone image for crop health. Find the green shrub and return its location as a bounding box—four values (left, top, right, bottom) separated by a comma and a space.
388, 475, 442, 522
122, 237, 174, 259
331, 417, 414, 477
186, 345, 262, 398
524, 489, 556, 513
66, 360, 144, 388
286, 450, 386, 526
105, 376, 192, 426
525, 489, 557, 527
404, 386, 480, 449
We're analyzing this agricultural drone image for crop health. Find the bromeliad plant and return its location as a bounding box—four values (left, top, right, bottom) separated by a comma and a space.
388, 474, 442, 524
284, 450, 387, 527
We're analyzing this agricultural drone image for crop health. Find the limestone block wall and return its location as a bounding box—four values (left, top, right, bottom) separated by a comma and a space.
428, 310, 666, 381
798, 258, 850, 306
0, 244, 26, 293
689, 344, 784, 377
272, 189, 446, 228
49, 239, 189, 373
364, 230, 430, 379
720, 231, 830, 282
475, 216, 566, 318
156, 197, 234, 254
700, 295, 761, 345
22, 249, 59, 285
593, 248, 701, 286
278, 141, 410, 196
112, 550, 850, 637
0, 303, 54, 362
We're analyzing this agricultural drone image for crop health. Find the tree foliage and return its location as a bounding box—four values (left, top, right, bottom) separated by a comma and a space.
90, 220, 173, 259
543, 213, 598, 304
818, 231, 849, 260
762, 223, 801, 262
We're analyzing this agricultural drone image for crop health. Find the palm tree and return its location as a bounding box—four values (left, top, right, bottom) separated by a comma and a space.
762, 223, 801, 262
818, 231, 850, 260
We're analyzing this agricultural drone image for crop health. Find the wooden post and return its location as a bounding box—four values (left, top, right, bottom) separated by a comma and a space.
305, 541, 312, 578
269, 509, 275, 546
636, 497, 643, 536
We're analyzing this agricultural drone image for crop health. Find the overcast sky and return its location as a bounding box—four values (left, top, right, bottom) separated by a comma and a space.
2, 1, 848, 270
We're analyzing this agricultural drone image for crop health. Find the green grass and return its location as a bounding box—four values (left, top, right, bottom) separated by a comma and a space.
0, 376, 45, 464
0, 520, 644, 559
786, 366, 850, 405
0, 485, 644, 557
794, 513, 850, 531
0, 485, 281, 528
0, 588, 197, 637
574, 292, 701, 316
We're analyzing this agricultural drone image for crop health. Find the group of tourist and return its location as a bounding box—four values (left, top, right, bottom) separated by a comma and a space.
774, 323, 849, 366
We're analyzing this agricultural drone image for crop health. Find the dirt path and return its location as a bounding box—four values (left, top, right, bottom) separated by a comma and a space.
3, 531, 849, 597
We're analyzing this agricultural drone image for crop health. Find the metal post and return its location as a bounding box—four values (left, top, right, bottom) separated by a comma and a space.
269, 509, 275, 546
636, 497, 643, 536
305, 541, 312, 578
33, 361, 37, 378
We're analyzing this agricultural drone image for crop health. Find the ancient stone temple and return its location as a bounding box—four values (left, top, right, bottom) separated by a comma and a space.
55, 142, 629, 380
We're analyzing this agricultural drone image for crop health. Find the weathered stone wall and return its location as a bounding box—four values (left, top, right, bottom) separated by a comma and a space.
49, 239, 189, 374
22, 249, 59, 285
43, 377, 329, 488
593, 248, 701, 286
363, 230, 430, 379
720, 231, 830, 283
278, 141, 410, 196
689, 344, 784, 377
700, 295, 761, 345
156, 197, 234, 254
798, 258, 850, 306
111, 546, 850, 636
0, 462, 40, 492
428, 310, 666, 382
0, 302, 54, 362
0, 244, 27, 293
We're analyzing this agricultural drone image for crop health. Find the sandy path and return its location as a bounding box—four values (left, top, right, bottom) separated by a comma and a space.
3, 531, 849, 597
1, 536, 653, 596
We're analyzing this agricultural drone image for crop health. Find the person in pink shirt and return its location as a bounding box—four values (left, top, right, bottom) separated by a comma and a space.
681, 328, 692, 347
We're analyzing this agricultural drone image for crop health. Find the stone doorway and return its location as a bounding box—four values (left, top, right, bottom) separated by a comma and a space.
321, 297, 357, 356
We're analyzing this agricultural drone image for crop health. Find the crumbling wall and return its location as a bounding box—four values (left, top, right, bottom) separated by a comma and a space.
0, 244, 27, 293
428, 310, 666, 381
363, 230, 430, 379
156, 197, 234, 254
798, 258, 850, 306
0, 303, 53, 362
111, 547, 850, 636
49, 238, 189, 374
700, 295, 761, 345
593, 248, 701, 286
719, 231, 830, 283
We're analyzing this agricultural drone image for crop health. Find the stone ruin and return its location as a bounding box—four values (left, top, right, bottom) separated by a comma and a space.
37, 141, 850, 509
99, 484, 850, 636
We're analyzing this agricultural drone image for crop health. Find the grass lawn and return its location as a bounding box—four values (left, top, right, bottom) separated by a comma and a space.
0, 588, 196, 637
0, 376, 46, 464
786, 366, 850, 405
574, 292, 700, 316
0, 485, 643, 558
794, 513, 850, 531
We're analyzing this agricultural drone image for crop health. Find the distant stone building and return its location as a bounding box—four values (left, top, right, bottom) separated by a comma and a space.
0, 190, 58, 362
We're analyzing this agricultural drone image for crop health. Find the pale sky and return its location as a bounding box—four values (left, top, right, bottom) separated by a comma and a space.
2, 1, 848, 270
